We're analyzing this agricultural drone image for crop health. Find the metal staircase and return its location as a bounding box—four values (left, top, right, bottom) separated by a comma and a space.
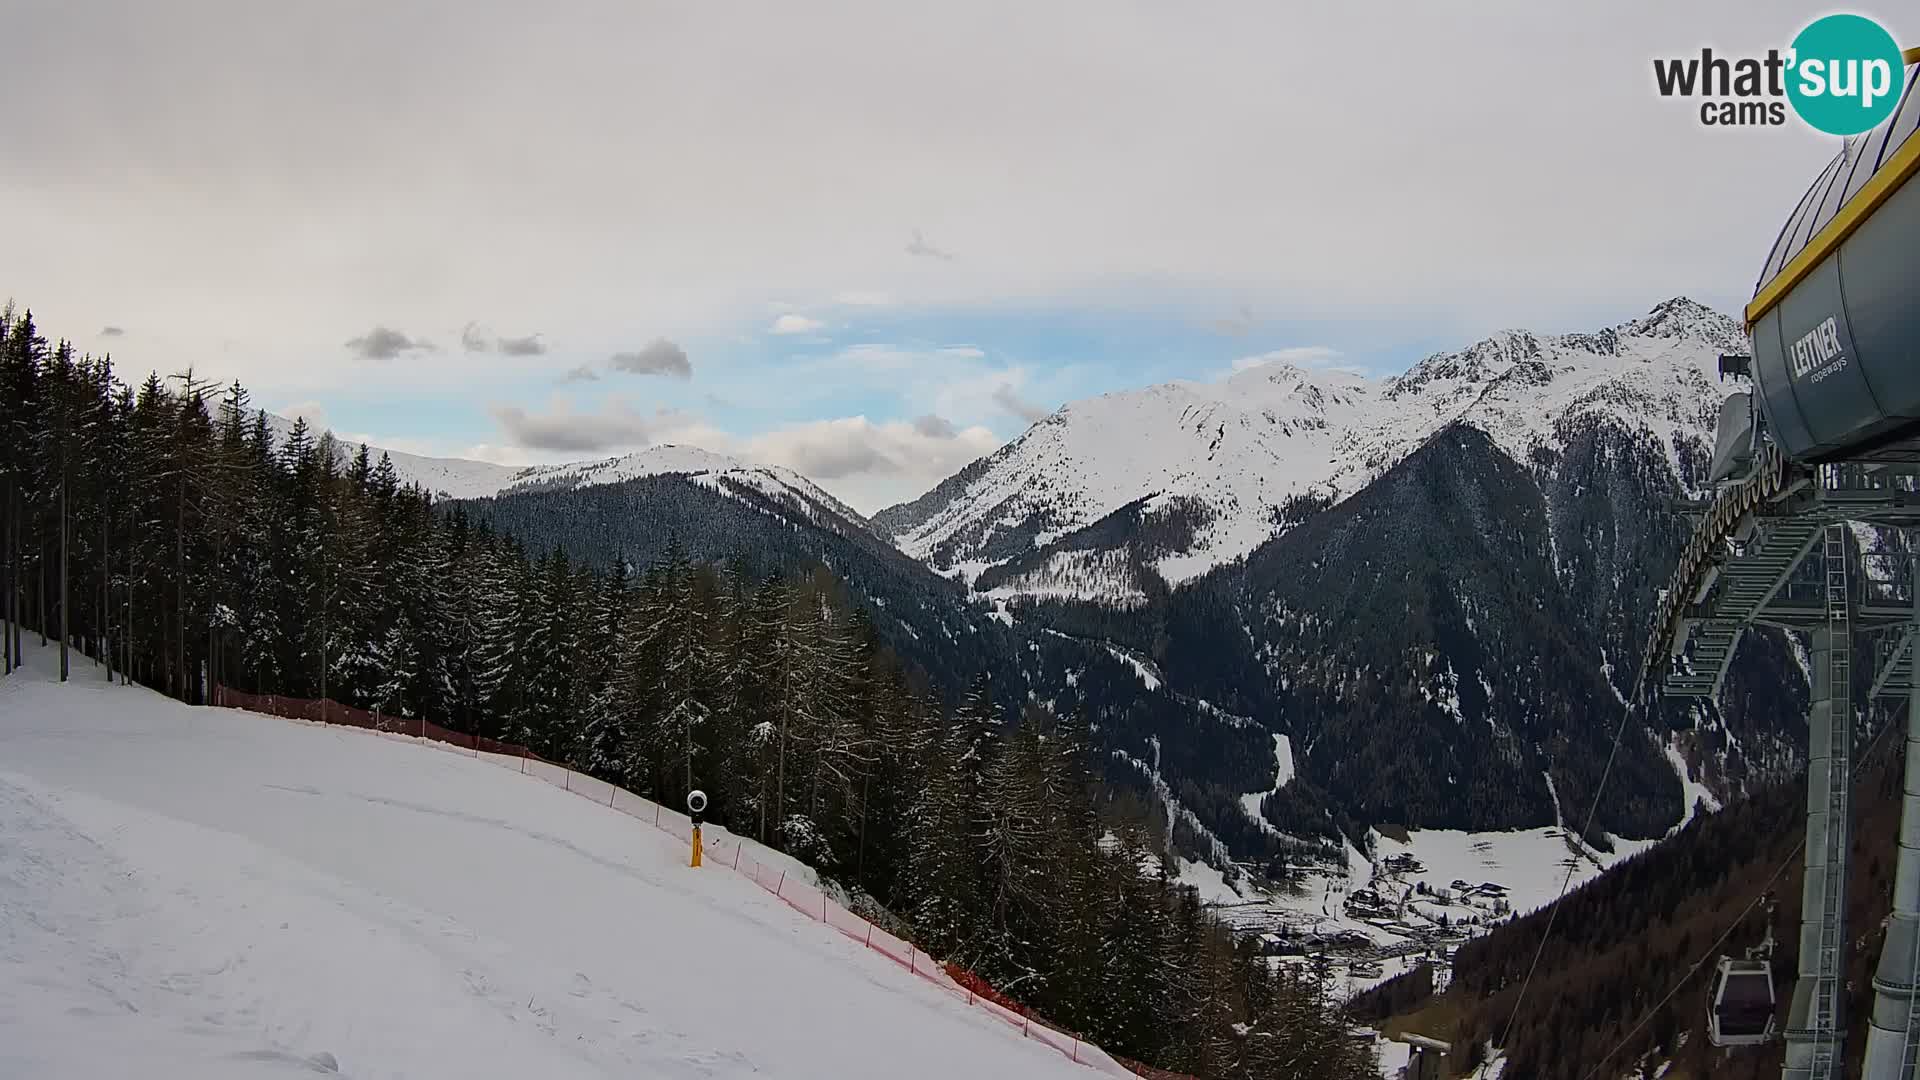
1812, 523, 1851, 1079
1871, 630, 1913, 699
1783, 523, 1853, 1080
1663, 514, 1823, 697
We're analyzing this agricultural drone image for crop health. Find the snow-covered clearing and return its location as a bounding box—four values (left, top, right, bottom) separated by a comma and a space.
1370, 825, 1646, 919
0, 649, 1101, 1080
1237, 733, 1293, 836
1176, 857, 1245, 905
1663, 734, 1723, 835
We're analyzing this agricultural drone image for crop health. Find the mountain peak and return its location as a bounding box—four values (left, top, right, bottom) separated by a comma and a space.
502, 443, 753, 494
1616, 296, 1743, 349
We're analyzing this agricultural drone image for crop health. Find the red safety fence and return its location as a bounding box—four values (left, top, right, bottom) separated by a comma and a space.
210, 686, 1189, 1079
213, 687, 541, 760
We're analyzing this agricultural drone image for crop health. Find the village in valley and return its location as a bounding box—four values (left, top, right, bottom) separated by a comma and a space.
1185, 827, 1586, 1004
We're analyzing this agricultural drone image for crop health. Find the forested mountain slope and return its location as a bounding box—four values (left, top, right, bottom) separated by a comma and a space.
1354, 701, 1908, 1079
885, 300, 1813, 845
1158, 420, 1807, 841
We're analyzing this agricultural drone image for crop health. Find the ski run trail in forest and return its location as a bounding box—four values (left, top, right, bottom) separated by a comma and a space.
0, 644, 1097, 1080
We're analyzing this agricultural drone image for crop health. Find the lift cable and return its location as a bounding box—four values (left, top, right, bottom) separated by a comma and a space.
1572, 710, 1901, 1080
1494, 691, 1636, 1053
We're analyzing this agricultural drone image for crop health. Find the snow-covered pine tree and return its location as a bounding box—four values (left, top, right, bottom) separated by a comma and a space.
510, 546, 581, 758
568, 556, 630, 771
652, 539, 713, 798
312, 432, 379, 709
432, 512, 488, 733
902, 705, 983, 959
471, 534, 534, 739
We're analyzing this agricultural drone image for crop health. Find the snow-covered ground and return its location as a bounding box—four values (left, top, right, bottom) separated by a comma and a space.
1370, 825, 1650, 920
0, 648, 1099, 1080
1663, 734, 1723, 835
1175, 857, 1244, 905
1238, 733, 1294, 836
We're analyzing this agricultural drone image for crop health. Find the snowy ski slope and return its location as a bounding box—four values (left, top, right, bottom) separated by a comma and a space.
0, 648, 1098, 1080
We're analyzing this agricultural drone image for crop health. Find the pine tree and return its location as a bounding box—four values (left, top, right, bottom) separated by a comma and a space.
904, 707, 984, 959
653, 540, 713, 798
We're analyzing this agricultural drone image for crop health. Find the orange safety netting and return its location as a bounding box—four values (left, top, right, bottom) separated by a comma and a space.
209, 686, 1188, 1080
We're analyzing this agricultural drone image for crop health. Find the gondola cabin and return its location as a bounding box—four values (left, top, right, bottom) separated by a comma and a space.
1708, 957, 1777, 1047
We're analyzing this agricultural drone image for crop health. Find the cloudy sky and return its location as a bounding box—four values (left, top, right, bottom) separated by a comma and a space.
1, 1, 1900, 511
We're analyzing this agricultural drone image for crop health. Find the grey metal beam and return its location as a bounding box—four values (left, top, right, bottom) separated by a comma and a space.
1782, 525, 1853, 1080
1863, 542, 1920, 1080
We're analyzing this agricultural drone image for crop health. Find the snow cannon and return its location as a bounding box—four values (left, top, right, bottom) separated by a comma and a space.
1745, 50, 1920, 465
687, 790, 707, 868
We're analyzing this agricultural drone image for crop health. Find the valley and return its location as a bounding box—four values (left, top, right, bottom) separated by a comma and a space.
268, 299, 1796, 938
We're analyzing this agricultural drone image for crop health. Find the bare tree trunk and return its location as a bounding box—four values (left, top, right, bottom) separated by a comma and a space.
776, 644, 790, 844
38, 530, 48, 645
319, 558, 328, 720
207, 531, 220, 700
123, 525, 134, 685
175, 478, 187, 702
2, 481, 12, 676
857, 768, 870, 887
58, 475, 68, 681
101, 493, 111, 681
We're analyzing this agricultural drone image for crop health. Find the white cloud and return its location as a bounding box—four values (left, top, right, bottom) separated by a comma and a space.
609, 339, 693, 378
990, 383, 1049, 424
490, 399, 658, 453
1232, 346, 1342, 372
770, 313, 826, 335
590, 409, 999, 513
2, 0, 1829, 400
278, 400, 329, 429
830, 343, 919, 372
345, 326, 433, 362
739, 416, 999, 512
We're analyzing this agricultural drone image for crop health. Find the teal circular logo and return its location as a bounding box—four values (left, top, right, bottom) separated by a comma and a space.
1786, 15, 1906, 136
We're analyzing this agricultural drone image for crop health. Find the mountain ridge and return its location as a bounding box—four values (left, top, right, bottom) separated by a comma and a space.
878, 296, 1744, 603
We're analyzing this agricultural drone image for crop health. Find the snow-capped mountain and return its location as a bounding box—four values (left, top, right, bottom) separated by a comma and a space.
877, 298, 1745, 601
264, 413, 520, 500
500, 446, 873, 531
266, 413, 872, 535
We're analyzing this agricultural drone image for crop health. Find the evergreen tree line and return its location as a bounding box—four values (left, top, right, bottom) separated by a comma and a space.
0, 308, 1379, 1078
